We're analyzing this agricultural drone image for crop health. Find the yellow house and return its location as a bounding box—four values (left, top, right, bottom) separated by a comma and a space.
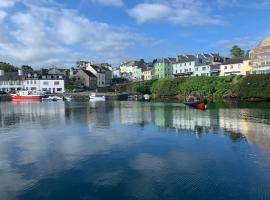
242, 60, 253, 75
142, 68, 154, 80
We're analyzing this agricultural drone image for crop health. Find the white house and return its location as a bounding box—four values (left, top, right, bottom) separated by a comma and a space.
23, 72, 65, 93
173, 55, 200, 77
193, 65, 220, 76
220, 58, 244, 76
0, 70, 23, 92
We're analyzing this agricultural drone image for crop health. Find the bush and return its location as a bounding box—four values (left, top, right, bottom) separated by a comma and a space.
178, 76, 233, 98
150, 78, 186, 96
231, 74, 270, 98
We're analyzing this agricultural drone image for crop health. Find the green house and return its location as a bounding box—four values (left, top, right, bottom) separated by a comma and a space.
154, 58, 174, 79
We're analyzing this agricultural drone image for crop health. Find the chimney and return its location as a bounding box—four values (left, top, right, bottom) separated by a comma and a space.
18, 69, 23, 76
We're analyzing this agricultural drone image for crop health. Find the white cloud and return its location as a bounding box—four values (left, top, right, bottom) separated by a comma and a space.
0, 1, 141, 67
216, 0, 270, 9
128, 0, 223, 25
87, 0, 123, 7
0, 0, 16, 8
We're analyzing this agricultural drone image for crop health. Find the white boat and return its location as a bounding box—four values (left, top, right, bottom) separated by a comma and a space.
63, 96, 72, 101
143, 94, 151, 101
89, 93, 106, 101
42, 95, 62, 101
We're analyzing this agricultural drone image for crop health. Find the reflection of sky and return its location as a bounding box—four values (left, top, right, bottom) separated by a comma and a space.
0, 102, 270, 199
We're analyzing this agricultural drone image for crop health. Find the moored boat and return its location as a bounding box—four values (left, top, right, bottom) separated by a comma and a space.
11, 90, 43, 101
89, 93, 106, 101
183, 100, 207, 110
183, 96, 207, 110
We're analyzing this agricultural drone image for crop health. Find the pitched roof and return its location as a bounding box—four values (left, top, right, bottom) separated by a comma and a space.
0, 72, 22, 81
223, 58, 244, 65
82, 69, 96, 77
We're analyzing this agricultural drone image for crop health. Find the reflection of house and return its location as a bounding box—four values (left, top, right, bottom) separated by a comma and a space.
74, 69, 97, 90
220, 58, 244, 76
119, 102, 152, 125
172, 109, 211, 132
249, 36, 270, 74
218, 109, 270, 148
0, 69, 23, 92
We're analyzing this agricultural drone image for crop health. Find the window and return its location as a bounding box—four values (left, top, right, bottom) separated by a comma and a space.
57, 88, 62, 92
225, 66, 227, 69
54, 81, 60, 85
231, 65, 233, 69
202, 67, 206, 71
30, 80, 32, 84
43, 81, 49, 85
34, 80, 36, 84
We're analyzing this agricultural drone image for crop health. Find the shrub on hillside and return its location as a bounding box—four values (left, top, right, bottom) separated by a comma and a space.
231, 74, 270, 98
150, 78, 186, 96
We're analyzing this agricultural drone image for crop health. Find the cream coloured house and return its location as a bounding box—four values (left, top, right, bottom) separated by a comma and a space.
220, 58, 243, 76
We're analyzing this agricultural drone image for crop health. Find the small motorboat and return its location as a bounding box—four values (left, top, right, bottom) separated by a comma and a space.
183, 96, 207, 110
42, 95, 62, 101
89, 93, 106, 101
63, 96, 72, 101
143, 94, 151, 101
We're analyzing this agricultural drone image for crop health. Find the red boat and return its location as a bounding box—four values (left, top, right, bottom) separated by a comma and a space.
184, 96, 207, 110
11, 91, 43, 101
184, 100, 207, 110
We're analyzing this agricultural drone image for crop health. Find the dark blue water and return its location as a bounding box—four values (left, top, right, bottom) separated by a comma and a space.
1, 101, 270, 200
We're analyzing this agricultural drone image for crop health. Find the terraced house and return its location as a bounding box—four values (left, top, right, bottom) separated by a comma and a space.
249, 36, 270, 74
173, 53, 226, 77
154, 58, 176, 79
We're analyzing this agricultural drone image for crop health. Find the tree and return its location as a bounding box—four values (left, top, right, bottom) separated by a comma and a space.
230, 45, 245, 58
0, 62, 17, 72
21, 65, 33, 73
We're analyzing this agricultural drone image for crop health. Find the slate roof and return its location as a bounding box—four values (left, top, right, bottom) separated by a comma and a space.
0, 72, 22, 81
82, 69, 96, 77
223, 58, 244, 65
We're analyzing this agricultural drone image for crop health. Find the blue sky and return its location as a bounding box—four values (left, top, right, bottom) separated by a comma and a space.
0, 0, 269, 68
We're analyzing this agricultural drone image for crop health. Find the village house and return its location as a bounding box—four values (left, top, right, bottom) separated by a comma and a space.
74, 69, 97, 90
220, 58, 244, 76
0, 69, 23, 92
173, 55, 201, 77
142, 67, 154, 81
193, 64, 221, 76
154, 58, 176, 79
119, 59, 145, 75
23, 69, 65, 93
249, 36, 270, 74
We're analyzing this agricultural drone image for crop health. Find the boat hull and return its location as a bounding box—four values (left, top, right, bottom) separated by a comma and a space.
89, 96, 106, 101
11, 95, 42, 101
184, 100, 207, 110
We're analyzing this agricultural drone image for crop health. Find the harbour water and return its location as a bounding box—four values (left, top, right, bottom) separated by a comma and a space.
1, 101, 270, 200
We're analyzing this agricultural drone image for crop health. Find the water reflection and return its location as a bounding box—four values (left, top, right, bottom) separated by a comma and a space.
0, 101, 270, 200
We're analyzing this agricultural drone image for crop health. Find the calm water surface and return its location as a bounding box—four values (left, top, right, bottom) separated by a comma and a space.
1, 101, 270, 200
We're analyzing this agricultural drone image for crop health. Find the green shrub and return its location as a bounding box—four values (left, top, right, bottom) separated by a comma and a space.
150, 78, 186, 96
231, 74, 270, 98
